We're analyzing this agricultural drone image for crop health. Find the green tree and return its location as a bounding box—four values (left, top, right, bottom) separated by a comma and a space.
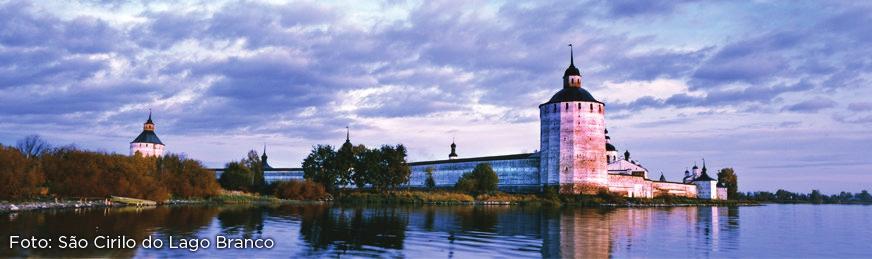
454, 163, 499, 194
382, 144, 411, 191
350, 144, 370, 188
335, 140, 356, 187
810, 189, 823, 203
717, 168, 738, 200
302, 145, 340, 192
472, 163, 498, 193
857, 190, 872, 202
424, 167, 436, 190
241, 150, 267, 193
219, 162, 253, 192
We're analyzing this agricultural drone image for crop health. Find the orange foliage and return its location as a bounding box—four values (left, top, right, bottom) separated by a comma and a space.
0, 145, 45, 200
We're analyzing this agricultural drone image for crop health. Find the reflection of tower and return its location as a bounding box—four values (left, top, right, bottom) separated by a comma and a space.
541, 208, 611, 259
539, 44, 607, 194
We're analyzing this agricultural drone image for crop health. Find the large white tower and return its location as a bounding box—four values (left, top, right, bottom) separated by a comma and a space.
539, 45, 608, 194
130, 111, 165, 157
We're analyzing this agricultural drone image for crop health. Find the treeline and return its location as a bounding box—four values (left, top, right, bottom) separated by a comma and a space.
739, 189, 872, 204
301, 143, 411, 193
0, 135, 220, 201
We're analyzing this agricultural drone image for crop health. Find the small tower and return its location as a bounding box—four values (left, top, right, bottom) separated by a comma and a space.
448, 138, 458, 160
130, 110, 165, 157
261, 144, 272, 169
659, 172, 667, 182
605, 129, 618, 163
693, 159, 718, 199
692, 162, 701, 178
624, 150, 631, 161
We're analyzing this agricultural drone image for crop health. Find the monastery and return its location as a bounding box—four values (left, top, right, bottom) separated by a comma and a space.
139, 47, 729, 200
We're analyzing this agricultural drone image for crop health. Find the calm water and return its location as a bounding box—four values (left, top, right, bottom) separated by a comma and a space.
1, 204, 871, 258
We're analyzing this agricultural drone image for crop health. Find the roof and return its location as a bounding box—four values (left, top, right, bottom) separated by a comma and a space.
606, 143, 616, 151
563, 64, 580, 77
693, 171, 717, 181
409, 153, 537, 166
542, 87, 603, 105
131, 130, 163, 145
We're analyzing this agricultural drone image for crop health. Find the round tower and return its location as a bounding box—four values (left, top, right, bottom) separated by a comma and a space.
130, 111, 165, 157
539, 45, 607, 194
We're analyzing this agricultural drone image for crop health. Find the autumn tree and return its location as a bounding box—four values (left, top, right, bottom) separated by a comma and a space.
0, 145, 45, 200
717, 168, 738, 199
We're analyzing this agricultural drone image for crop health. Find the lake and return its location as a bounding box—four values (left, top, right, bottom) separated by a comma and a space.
1, 204, 870, 258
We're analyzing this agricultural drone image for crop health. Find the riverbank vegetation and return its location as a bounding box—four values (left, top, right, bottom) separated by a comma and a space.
739, 189, 872, 204
0, 135, 220, 202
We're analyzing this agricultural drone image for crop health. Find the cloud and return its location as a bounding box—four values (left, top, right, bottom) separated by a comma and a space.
847, 102, 872, 111
781, 98, 837, 113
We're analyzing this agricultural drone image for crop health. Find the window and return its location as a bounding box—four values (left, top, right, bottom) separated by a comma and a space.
589, 104, 593, 112
578, 103, 581, 109
565, 103, 569, 110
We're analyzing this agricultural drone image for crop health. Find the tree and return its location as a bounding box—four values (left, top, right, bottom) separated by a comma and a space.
335, 140, 356, 188
0, 144, 45, 200
16, 135, 51, 159
219, 162, 253, 192
454, 163, 498, 194
810, 190, 823, 204
302, 145, 340, 192
350, 144, 370, 188
717, 168, 738, 200
856, 190, 872, 202
424, 167, 436, 190
380, 144, 411, 191
241, 150, 267, 193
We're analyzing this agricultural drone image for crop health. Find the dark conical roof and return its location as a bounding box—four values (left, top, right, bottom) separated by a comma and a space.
131, 130, 163, 145
543, 88, 602, 105
694, 171, 717, 181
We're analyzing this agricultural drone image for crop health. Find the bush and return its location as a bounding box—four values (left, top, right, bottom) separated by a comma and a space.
273, 180, 328, 200
218, 162, 253, 192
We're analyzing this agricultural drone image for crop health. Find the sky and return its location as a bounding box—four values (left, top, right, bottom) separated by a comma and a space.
0, 0, 870, 193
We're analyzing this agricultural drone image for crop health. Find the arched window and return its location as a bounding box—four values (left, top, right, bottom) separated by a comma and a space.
589, 104, 593, 112
565, 103, 569, 110
578, 103, 581, 109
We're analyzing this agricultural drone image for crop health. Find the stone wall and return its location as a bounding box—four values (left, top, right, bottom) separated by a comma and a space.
407, 154, 541, 192
695, 181, 717, 200
716, 187, 728, 200
607, 174, 654, 198
129, 142, 164, 157
651, 181, 698, 198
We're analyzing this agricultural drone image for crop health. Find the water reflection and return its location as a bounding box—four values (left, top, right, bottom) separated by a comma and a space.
0, 204, 750, 258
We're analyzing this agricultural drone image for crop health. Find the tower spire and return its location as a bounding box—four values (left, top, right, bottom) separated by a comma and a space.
569, 44, 574, 66
346, 126, 350, 142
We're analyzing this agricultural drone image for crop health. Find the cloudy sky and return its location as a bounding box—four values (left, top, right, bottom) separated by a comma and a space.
1, 0, 870, 193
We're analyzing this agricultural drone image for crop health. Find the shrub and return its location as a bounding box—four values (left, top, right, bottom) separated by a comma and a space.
218, 162, 253, 192
273, 180, 328, 200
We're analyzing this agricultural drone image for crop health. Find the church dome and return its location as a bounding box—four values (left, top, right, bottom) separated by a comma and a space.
606, 143, 616, 151
543, 87, 602, 105
564, 64, 580, 77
